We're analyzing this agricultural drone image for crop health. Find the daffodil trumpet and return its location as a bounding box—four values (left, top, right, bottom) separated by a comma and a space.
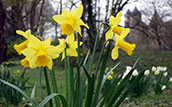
111, 28, 136, 60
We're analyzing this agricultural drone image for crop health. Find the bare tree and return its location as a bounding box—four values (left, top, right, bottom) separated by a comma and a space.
0, 0, 7, 63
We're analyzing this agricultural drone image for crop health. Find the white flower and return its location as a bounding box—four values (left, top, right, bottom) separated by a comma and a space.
161, 85, 166, 90
126, 66, 132, 71
152, 66, 156, 71
154, 70, 160, 75
157, 66, 162, 71
132, 69, 138, 76
163, 67, 167, 71
163, 72, 168, 77
122, 72, 128, 79
125, 97, 129, 100
169, 77, 172, 82
144, 70, 150, 76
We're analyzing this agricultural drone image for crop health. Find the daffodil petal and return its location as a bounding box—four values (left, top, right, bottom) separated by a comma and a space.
28, 56, 37, 69
16, 30, 25, 36
24, 29, 31, 39
61, 52, 65, 61
43, 37, 51, 48
47, 45, 60, 59
66, 34, 74, 44
67, 48, 78, 57
76, 19, 89, 29
62, 10, 70, 16
69, 41, 82, 49
111, 46, 119, 60
47, 57, 53, 70
109, 15, 116, 25
105, 29, 113, 41
21, 58, 30, 68
71, 5, 83, 18
110, 12, 122, 27
121, 28, 130, 39
21, 48, 36, 57
73, 24, 82, 36
52, 15, 67, 24
14, 40, 28, 55
27, 36, 41, 48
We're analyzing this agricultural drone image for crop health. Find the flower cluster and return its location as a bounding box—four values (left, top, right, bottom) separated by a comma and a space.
122, 66, 139, 79
151, 66, 168, 76
14, 5, 89, 69
14, 5, 136, 70
105, 12, 136, 60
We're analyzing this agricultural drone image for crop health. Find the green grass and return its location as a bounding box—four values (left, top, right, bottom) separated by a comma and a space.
2, 50, 172, 106
121, 90, 172, 107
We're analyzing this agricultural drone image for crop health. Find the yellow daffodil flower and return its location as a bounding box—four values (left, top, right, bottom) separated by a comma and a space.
111, 28, 136, 60
107, 75, 113, 80
21, 36, 60, 70
52, 5, 89, 36
105, 12, 127, 41
56, 34, 82, 61
21, 58, 30, 68
14, 29, 32, 55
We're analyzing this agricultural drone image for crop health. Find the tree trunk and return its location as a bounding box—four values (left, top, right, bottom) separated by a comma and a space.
0, 1, 7, 63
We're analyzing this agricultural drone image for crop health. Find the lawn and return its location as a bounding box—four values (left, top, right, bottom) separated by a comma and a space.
1, 50, 172, 106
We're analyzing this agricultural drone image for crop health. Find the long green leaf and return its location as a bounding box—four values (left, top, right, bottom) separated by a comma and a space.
100, 62, 120, 90
84, 74, 95, 107
115, 71, 144, 107
31, 85, 36, 100
88, 29, 100, 74
99, 75, 122, 106
95, 44, 105, 79
49, 68, 60, 106
92, 44, 111, 107
107, 59, 140, 106
0, 79, 36, 107
43, 67, 53, 107
106, 69, 134, 106
38, 93, 67, 107
68, 59, 74, 106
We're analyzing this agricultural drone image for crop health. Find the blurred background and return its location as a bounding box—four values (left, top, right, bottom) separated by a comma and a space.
0, 0, 172, 63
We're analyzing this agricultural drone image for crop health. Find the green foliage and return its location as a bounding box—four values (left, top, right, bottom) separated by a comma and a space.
128, 74, 151, 98
152, 71, 170, 94
0, 65, 28, 106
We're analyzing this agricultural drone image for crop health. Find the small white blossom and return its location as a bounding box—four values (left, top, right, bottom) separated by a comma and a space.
154, 70, 160, 75
157, 66, 162, 71
152, 66, 156, 72
28, 103, 33, 106
122, 72, 128, 79
169, 77, 172, 82
161, 85, 166, 90
163, 67, 167, 71
125, 97, 129, 100
132, 69, 138, 76
126, 66, 132, 71
144, 70, 150, 76
163, 72, 168, 77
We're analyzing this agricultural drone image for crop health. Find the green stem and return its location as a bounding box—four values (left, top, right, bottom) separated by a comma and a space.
77, 33, 81, 66
77, 33, 81, 107
39, 68, 44, 100
43, 67, 53, 107
64, 48, 69, 105
88, 29, 100, 74
95, 43, 105, 78
49, 68, 60, 106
